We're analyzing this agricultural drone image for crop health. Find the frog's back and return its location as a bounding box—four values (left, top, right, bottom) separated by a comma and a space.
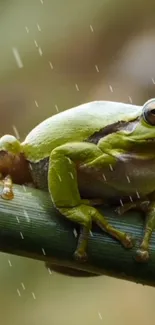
22, 101, 142, 162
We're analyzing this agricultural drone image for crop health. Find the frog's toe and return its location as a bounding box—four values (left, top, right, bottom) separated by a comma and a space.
115, 206, 124, 215
74, 250, 88, 263
122, 234, 134, 249
135, 248, 149, 263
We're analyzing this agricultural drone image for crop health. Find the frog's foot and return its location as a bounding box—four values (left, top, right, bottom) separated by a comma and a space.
121, 234, 134, 249
116, 200, 150, 215
135, 248, 149, 263
1, 175, 14, 200
116, 203, 136, 215
74, 249, 88, 263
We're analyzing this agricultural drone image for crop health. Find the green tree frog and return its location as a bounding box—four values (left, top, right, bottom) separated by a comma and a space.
0, 99, 155, 263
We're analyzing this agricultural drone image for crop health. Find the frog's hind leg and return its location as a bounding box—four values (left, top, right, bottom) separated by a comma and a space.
135, 201, 155, 262
48, 141, 133, 261
116, 199, 155, 262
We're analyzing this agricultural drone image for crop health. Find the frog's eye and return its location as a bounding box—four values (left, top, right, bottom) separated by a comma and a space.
143, 99, 155, 126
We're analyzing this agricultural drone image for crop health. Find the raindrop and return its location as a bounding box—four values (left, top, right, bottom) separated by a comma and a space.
126, 175, 131, 183
21, 282, 26, 290
42, 248, 46, 255
35, 100, 39, 107
32, 292, 36, 299
34, 40, 38, 47
24, 209, 30, 222
25, 26, 29, 33
102, 174, 106, 181
38, 47, 43, 56
109, 85, 113, 93
152, 78, 155, 85
73, 229, 78, 237
98, 312, 102, 320
20, 232, 24, 239
49, 61, 53, 69
136, 191, 140, 199
90, 25, 94, 32
75, 84, 79, 91
58, 174, 62, 182
95, 65, 99, 72
48, 267, 52, 275
12, 125, 20, 139
69, 172, 74, 179
128, 96, 132, 103
109, 164, 113, 171
12, 47, 23, 68
55, 104, 59, 112
120, 199, 123, 206
16, 216, 20, 223
8, 259, 12, 267
37, 23, 41, 31
17, 289, 21, 297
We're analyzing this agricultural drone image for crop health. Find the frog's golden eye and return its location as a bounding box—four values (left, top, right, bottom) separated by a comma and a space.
143, 99, 155, 125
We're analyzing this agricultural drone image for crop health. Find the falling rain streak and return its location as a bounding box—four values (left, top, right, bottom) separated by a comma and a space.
12, 47, 23, 68
109, 85, 113, 92
35, 100, 39, 107
69, 172, 74, 179
37, 23, 41, 31
152, 78, 155, 84
25, 26, 29, 33
109, 164, 113, 171
48, 267, 52, 275
32, 292, 36, 299
136, 191, 140, 199
16, 216, 20, 223
21, 282, 26, 290
120, 199, 124, 207
24, 209, 30, 222
20, 232, 24, 239
42, 248, 46, 255
126, 175, 131, 183
17, 289, 21, 297
12, 125, 20, 139
38, 47, 43, 56
75, 84, 79, 91
102, 174, 106, 181
89, 230, 93, 237
8, 259, 12, 267
49, 61, 53, 69
55, 104, 59, 112
34, 40, 38, 47
90, 25, 94, 32
73, 228, 78, 237
95, 65, 99, 72
128, 96, 132, 103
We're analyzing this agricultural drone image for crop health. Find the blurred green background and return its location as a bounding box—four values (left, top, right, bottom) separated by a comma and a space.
1, 0, 155, 324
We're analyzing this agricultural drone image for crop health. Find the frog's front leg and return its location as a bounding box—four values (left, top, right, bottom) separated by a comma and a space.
0, 175, 14, 200
48, 142, 133, 261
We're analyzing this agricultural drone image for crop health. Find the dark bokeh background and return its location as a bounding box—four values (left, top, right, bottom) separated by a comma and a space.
1, 0, 155, 324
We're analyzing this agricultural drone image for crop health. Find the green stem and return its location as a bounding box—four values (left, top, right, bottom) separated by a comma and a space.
0, 184, 155, 286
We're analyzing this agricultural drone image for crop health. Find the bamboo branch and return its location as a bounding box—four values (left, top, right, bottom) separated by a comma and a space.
0, 183, 155, 286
